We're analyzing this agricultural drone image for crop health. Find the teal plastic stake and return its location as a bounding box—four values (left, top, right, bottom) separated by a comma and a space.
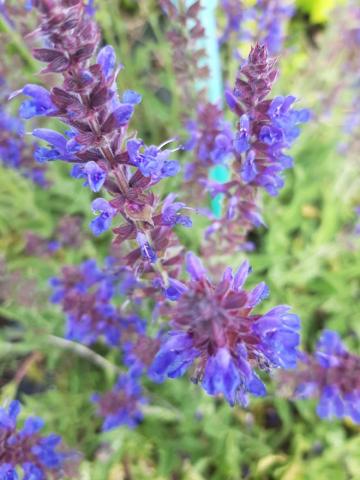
198, 0, 230, 217
172, 1, 229, 217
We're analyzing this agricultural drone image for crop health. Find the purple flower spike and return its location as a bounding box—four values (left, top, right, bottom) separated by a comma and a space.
50, 259, 145, 346
220, 0, 295, 55
231, 44, 309, 197
193, 43, 308, 255
16, 0, 186, 281
150, 253, 300, 405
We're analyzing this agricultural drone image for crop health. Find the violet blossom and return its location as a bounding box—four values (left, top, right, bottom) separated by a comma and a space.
150, 252, 300, 406
282, 330, 360, 423
0, 400, 79, 479
50, 259, 146, 346
14, 0, 191, 281
228, 44, 310, 196
186, 44, 308, 253
159, 0, 209, 109
184, 102, 233, 184
92, 373, 147, 430
220, 0, 295, 55
0, 106, 48, 187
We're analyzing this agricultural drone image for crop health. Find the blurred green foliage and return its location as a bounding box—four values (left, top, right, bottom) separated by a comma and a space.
296, 0, 346, 23
1, 1, 360, 479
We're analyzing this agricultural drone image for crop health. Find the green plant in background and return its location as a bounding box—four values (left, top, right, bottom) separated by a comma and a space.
0, 0, 360, 479
296, 0, 346, 23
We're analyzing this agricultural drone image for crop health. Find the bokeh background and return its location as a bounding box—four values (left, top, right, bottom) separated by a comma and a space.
1, 0, 360, 478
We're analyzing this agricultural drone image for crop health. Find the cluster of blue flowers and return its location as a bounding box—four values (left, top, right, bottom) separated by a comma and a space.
11, 0, 189, 278
184, 103, 233, 173
92, 372, 147, 430
0, 400, 78, 479
227, 44, 311, 197
14, 52, 180, 194
220, 0, 295, 55
182, 43, 310, 256
0, 105, 48, 187
50, 259, 144, 346
236, 95, 310, 196
151, 253, 300, 406
289, 330, 360, 423
1, 0, 359, 457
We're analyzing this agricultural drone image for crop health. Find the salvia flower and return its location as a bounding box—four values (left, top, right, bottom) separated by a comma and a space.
220, 0, 295, 55
32, 129, 79, 164
90, 198, 116, 236
25, 232, 60, 257
136, 232, 158, 264
0, 107, 48, 187
228, 44, 310, 196
283, 330, 360, 423
253, 0, 295, 55
15, 0, 189, 277
111, 193, 191, 275
159, 0, 209, 109
84, 0, 96, 16
184, 102, 233, 187
0, 400, 78, 479
83, 161, 107, 191
24, 215, 84, 256
123, 334, 162, 374
50, 259, 145, 346
12, 84, 55, 120
150, 252, 300, 406
92, 373, 147, 430
219, 0, 250, 46
161, 194, 193, 228
127, 139, 180, 182
184, 44, 308, 254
